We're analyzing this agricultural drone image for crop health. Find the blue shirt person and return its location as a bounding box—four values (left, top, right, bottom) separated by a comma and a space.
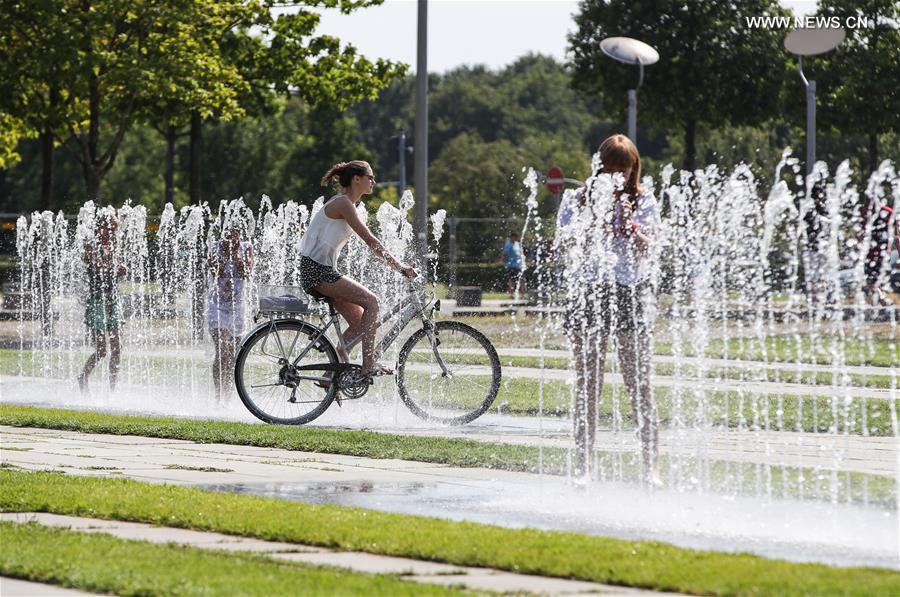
501, 231, 526, 297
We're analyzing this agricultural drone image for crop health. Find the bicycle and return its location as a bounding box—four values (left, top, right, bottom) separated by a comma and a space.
234, 281, 502, 426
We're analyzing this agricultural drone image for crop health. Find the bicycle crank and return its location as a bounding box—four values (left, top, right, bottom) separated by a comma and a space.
337, 364, 371, 399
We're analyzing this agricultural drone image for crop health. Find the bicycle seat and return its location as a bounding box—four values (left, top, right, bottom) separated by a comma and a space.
304, 288, 338, 315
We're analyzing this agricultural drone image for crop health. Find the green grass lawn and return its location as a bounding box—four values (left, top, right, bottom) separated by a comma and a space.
474, 376, 898, 437
654, 335, 899, 369
2, 470, 897, 596
2, 405, 895, 508
1, 520, 460, 596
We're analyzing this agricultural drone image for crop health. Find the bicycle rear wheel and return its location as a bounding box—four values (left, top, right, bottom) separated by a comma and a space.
396, 320, 501, 425
235, 319, 338, 425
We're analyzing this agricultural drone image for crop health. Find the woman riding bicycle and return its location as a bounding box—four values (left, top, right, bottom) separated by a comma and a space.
300, 160, 417, 377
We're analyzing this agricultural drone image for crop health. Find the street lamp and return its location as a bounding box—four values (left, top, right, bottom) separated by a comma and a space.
784, 27, 845, 176
599, 36, 659, 148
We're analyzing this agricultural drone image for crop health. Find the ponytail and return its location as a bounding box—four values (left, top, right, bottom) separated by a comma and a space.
320, 160, 371, 189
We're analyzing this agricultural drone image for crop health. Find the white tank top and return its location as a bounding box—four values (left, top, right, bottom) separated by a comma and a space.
300, 197, 353, 268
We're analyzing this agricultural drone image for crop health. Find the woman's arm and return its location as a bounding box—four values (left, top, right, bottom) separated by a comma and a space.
622, 195, 655, 251
335, 198, 416, 277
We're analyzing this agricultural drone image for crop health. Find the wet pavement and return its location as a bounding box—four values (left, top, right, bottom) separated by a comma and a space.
2, 426, 897, 570
3, 375, 897, 477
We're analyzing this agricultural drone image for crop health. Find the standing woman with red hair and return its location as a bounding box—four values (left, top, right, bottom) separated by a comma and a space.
556, 134, 661, 485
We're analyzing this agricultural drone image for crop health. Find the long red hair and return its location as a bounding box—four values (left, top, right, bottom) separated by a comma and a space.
598, 134, 642, 197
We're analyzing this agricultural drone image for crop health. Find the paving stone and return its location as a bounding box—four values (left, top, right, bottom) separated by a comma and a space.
414, 569, 647, 595
0, 577, 96, 596
272, 551, 465, 575
0, 512, 145, 530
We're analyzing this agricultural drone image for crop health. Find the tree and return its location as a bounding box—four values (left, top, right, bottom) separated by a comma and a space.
429, 132, 589, 220
175, 1, 406, 204
0, 114, 32, 170
815, 0, 900, 172
568, 0, 791, 171
0, 2, 73, 208
0, 0, 405, 206
0, 0, 248, 202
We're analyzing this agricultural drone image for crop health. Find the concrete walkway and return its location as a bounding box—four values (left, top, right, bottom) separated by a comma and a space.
1, 512, 651, 596
0, 577, 93, 596
2, 426, 897, 570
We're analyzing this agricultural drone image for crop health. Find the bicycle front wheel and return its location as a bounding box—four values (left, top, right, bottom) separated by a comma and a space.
396, 320, 501, 425
235, 319, 338, 425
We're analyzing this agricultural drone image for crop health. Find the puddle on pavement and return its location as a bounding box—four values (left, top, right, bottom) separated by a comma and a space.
201, 478, 899, 571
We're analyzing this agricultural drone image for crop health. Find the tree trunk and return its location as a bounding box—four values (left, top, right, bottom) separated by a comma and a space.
165, 124, 176, 205
39, 86, 60, 211
868, 133, 879, 174
683, 119, 697, 172
189, 112, 202, 204
83, 163, 101, 202
39, 128, 53, 211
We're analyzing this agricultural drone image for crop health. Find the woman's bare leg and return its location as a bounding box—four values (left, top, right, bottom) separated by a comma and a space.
79, 329, 107, 391
210, 329, 223, 398
314, 277, 381, 371
218, 333, 239, 397
329, 298, 364, 361
108, 329, 121, 391
570, 329, 606, 478
616, 312, 659, 484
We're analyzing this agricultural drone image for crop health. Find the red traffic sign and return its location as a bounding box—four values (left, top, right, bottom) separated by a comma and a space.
546, 166, 564, 195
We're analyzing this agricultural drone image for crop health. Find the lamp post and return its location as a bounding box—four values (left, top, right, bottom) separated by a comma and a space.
414, 0, 429, 264
784, 27, 845, 176
599, 37, 659, 148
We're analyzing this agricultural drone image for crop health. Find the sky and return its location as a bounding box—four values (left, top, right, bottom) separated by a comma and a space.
305, 0, 820, 74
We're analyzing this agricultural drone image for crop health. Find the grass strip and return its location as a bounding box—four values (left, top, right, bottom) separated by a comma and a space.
492, 353, 898, 389
2, 470, 898, 596
0, 520, 458, 596
0, 404, 559, 472
1, 405, 895, 508
493, 378, 898, 438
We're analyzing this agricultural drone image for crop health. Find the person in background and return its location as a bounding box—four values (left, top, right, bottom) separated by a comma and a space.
78, 212, 126, 393
208, 224, 253, 400
802, 181, 832, 306
556, 134, 661, 486
865, 204, 894, 306
890, 218, 900, 293
502, 231, 526, 298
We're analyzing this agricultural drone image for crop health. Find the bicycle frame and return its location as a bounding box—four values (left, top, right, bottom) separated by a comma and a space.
255, 282, 448, 383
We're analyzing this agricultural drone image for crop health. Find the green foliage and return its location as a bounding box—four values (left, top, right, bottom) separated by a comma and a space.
353, 55, 601, 217
814, 0, 900, 170
0, 0, 405, 206
1, 521, 455, 596
446, 262, 510, 290
0, 0, 252, 199
3, 469, 899, 595
0, 114, 32, 169
569, 0, 791, 169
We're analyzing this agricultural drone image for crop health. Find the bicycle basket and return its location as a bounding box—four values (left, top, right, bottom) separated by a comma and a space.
257, 285, 315, 316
